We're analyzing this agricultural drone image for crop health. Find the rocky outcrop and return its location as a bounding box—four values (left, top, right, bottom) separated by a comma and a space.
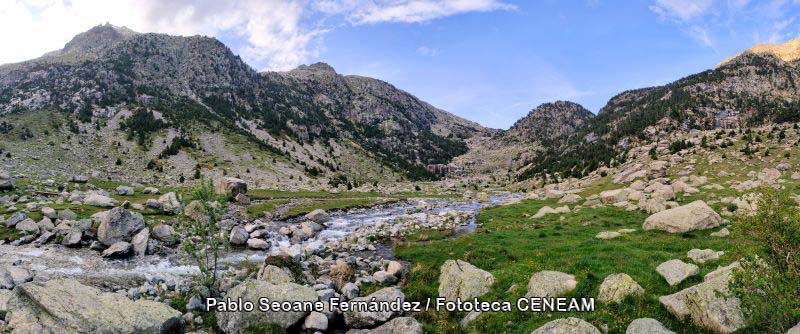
531, 317, 602, 334
659, 263, 745, 334
96, 206, 145, 246
597, 273, 644, 303
216, 279, 317, 334
438, 260, 495, 301
5, 278, 181, 334
656, 259, 699, 286
643, 200, 721, 233
215, 178, 248, 197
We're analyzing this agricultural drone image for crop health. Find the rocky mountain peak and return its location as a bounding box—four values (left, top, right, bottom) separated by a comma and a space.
504, 101, 593, 146
45, 23, 138, 61
719, 37, 800, 67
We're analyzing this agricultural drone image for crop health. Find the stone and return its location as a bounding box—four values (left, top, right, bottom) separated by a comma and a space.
346, 317, 423, 334
62, 227, 83, 247
68, 175, 89, 183
83, 193, 117, 207
531, 317, 602, 334
532, 206, 557, 219
132, 227, 150, 256
788, 322, 800, 334
659, 263, 745, 333
152, 224, 177, 245
300, 221, 323, 237
36, 217, 54, 231
342, 282, 359, 300
257, 265, 294, 284
710, 228, 730, 238
626, 318, 676, 334
216, 280, 317, 333
688, 249, 724, 264
656, 259, 699, 286
40, 207, 57, 219
157, 192, 181, 214
5, 212, 27, 227
229, 226, 249, 246
102, 241, 133, 258
142, 187, 160, 194
15, 219, 39, 235
643, 200, 722, 233
525, 271, 577, 298
4, 267, 32, 287
5, 278, 181, 333
600, 188, 629, 204
246, 238, 269, 250
598, 273, 645, 303
372, 271, 397, 284
305, 209, 330, 224
115, 186, 134, 196
386, 261, 404, 278
438, 260, 495, 301
97, 207, 145, 246
595, 231, 622, 240
303, 311, 328, 332
0, 289, 10, 319
558, 194, 583, 204
214, 177, 248, 196
234, 193, 250, 205
344, 287, 405, 328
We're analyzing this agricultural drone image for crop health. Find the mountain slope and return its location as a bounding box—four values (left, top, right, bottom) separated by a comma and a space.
0, 24, 486, 188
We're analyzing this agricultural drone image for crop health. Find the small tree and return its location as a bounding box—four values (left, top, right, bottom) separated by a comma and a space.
731, 190, 800, 332
178, 179, 229, 295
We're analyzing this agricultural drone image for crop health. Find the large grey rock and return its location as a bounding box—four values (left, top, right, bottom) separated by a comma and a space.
216, 279, 316, 334
346, 317, 423, 334
257, 265, 294, 284
5, 212, 27, 227
131, 228, 150, 256
115, 186, 134, 196
151, 224, 177, 245
659, 263, 745, 334
597, 273, 644, 303
626, 318, 675, 334
344, 287, 405, 328
214, 177, 247, 196
229, 226, 249, 246
246, 238, 269, 250
96, 207, 145, 246
157, 192, 181, 214
83, 193, 117, 207
305, 209, 330, 224
5, 278, 181, 334
40, 207, 57, 219
438, 260, 495, 301
643, 200, 721, 233
62, 227, 83, 247
15, 219, 39, 235
0, 289, 10, 319
525, 271, 577, 298
57, 209, 77, 221
531, 317, 602, 334
656, 259, 699, 286
303, 311, 329, 332
687, 249, 724, 264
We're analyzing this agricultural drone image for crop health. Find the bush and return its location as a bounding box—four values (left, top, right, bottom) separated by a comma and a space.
731, 190, 800, 331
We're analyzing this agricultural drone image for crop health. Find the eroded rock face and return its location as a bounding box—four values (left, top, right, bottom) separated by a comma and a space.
5, 278, 181, 334
438, 260, 495, 301
659, 263, 745, 334
217, 280, 316, 334
597, 273, 644, 304
525, 271, 577, 298
530, 317, 602, 334
643, 200, 721, 233
344, 287, 405, 328
215, 177, 248, 196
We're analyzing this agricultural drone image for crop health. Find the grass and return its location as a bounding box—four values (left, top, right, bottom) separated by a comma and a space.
394, 199, 750, 334
0, 226, 22, 241
282, 197, 394, 218
244, 199, 289, 219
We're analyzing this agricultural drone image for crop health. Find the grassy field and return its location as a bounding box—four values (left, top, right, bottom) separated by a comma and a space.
394, 199, 749, 334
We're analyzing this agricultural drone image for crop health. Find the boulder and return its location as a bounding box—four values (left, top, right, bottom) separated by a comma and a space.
5, 212, 27, 227
300, 221, 323, 237
525, 271, 577, 298
656, 259, 699, 286
40, 207, 57, 219
532, 206, 557, 219
558, 194, 582, 204
83, 193, 117, 207
131, 228, 150, 256
257, 265, 294, 284
0, 289, 10, 319
5, 278, 181, 333
346, 317, 423, 334
659, 263, 745, 334
214, 177, 248, 196
438, 260, 495, 301
142, 187, 160, 194
531, 317, 602, 334
217, 280, 316, 333
788, 322, 800, 334
600, 188, 629, 204
157, 192, 181, 214
151, 224, 177, 245
62, 227, 83, 247
229, 226, 249, 246
643, 200, 721, 233
96, 207, 145, 246
710, 228, 730, 238
68, 175, 89, 183
386, 261, 404, 278
626, 318, 676, 334
246, 238, 269, 250
2, 267, 32, 288
687, 249, 724, 264
15, 219, 39, 235
115, 186, 134, 196
102, 242, 133, 258
344, 287, 405, 328
597, 273, 644, 303
303, 311, 329, 332
305, 209, 330, 224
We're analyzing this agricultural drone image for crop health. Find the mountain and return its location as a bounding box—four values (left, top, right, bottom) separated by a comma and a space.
516, 41, 800, 181
0, 24, 485, 189
719, 38, 800, 67
450, 101, 593, 179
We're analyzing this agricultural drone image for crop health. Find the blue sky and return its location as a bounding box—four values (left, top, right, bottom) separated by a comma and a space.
3, 0, 800, 129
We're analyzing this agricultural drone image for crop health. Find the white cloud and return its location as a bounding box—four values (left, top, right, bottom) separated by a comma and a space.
649, 0, 714, 22
317, 0, 515, 25
416, 46, 439, 56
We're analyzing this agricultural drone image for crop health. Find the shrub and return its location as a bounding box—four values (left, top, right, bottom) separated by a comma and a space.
731, 190, 800, 331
